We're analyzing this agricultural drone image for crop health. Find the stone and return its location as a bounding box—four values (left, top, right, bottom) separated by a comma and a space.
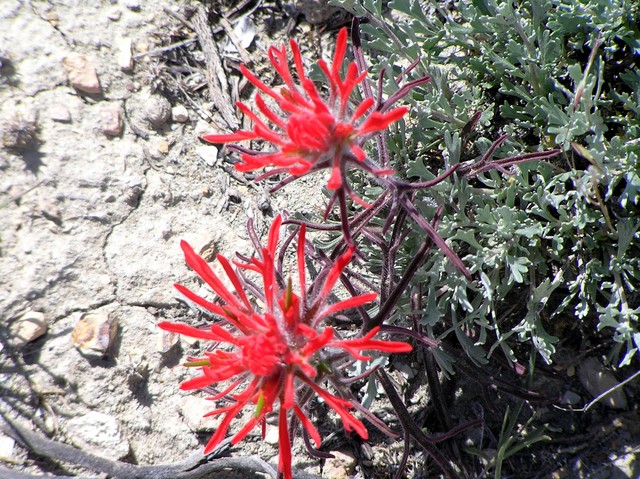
63, 53, 101, 94
194, 119, 212, 137
156, 140, 170, 155
115, 38, 133, 72
156, 328, 179, 353
560, 390, 581, 406
124, 0, 141, 11
71, 311, 118, 357
142, 92, 171, 128
160, 225, 172, 240
9, 310, 47, 347
263, 424, 279, 445
227, 187, 242, 203
178, 395, 216, 431
323, 451, 357, 479
65, 411, 130, 460
0, 433, 16, 461
50, 105, 71, 122
101, 103, 123, 136
196, 144, 218, 167
577, 356, 628, 409
171, 105, 189, 123
107, 9, 122, 21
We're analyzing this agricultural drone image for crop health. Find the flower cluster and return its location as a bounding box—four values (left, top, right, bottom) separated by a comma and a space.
203, 27, 406, 202
159, 215, 412, 479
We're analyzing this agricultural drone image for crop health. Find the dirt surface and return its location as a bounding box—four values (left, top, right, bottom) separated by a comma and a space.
0, 1, 329, 476
2, 2, 640, 479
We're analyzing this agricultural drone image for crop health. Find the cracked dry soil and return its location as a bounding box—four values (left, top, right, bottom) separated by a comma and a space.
1, 1, 330, 477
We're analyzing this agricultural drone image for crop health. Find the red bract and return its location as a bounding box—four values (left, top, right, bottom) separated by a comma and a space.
159, 215, 412, 479
202, 27, 405, 204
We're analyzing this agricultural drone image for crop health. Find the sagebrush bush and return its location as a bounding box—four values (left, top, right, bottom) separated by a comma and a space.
331, 0, 640, 366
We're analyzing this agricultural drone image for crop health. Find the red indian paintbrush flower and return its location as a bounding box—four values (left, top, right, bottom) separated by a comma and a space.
159, 215, 412, 479
202, 27, 406, 204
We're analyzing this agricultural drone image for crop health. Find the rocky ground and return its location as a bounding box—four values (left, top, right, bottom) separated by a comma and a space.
0, 0, 331, 477
1, 1, 639, 479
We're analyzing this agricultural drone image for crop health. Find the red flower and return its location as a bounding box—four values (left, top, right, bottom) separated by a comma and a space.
202, 27, 406, 204
159, 215, 412, 479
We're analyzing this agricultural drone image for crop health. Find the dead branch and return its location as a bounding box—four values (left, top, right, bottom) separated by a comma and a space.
0, 414, 321, 479
191, 5, 240, 130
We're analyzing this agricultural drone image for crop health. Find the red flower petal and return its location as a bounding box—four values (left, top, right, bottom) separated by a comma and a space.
358, 107, 408, 135
202, 131, 257, 144
317, 292, 378, 321
278, 409, 293, 479
158, 321, 223, 341
294, 405, 321, 448
332, 27, 348, 81
302, 378, 368, 439
180, 240, 246, 311
331, 326, 413, 361
310, 247, 353, 313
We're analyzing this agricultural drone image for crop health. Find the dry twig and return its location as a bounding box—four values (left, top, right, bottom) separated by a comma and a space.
0, 414, 321, 479
191, 4, 240, 129
218, 16, 252, 65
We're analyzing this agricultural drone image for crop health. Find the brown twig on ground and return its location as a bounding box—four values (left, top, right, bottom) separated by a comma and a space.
133, 38, 197, 60
0, 414, 321, 479
218, 16, 252, 66
162, 5, 240, 130
191, 5, 240, 130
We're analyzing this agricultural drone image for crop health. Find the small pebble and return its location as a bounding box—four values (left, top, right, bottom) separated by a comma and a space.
107, 9, 122, 21
256, 194, 271, 212
227, 187, 242, 204
194, 119, 212, 137
143, 93, 171, 128
45, 11, 59, 27
115, 38, 133, 72
101, 103, 123, 136
157, 140, 170, 154
9, 310, 47, 347
323, 451, 357, 479
123, 179, 143, 206
39, 198, 63, 225
178, 396, 217, 431
0, 434, 15, 461
264, 425, 279, 445
124, 0, 141, 11
160, 225, 172, 240
156, 328, 179, 353
71, 311, 117, 357
63, 53, 101, 94
578, 357, 628, 409
66, 412, 130, 460
196, 144, 218, 167
171, 105, 189, 123
50, 105, 71, 123
560, 390, 581, 406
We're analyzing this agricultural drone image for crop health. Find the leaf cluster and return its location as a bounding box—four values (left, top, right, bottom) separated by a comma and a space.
331, 0, 640, 367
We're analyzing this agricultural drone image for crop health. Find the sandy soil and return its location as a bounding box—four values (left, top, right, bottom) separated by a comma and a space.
0, 1, 329, 476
